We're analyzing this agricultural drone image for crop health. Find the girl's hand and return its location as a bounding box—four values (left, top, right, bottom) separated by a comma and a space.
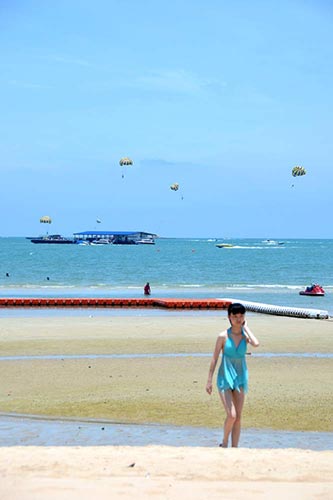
206, 381, 213, 395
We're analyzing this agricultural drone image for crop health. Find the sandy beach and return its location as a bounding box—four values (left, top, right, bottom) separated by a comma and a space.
0, 312, 332, 498
1, 314, 332, 430
0, 446, 332, 499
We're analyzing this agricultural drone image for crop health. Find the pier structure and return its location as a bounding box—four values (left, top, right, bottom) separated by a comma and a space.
73, 230, 157, 244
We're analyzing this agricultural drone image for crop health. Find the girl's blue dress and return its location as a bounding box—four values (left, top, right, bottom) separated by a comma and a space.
217, 328, 248, 393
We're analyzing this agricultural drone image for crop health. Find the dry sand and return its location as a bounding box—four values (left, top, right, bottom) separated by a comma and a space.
0, 446, 332, 499
0, 313, 332, 498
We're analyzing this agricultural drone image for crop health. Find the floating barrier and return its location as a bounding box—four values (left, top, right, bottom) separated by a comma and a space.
222, 298, 329, 319
0, 298, 231, 310
153, 299, 230, 309
0, 297, 328, 317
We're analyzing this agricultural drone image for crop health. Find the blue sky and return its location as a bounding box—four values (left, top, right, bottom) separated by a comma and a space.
1, 0, 332, 238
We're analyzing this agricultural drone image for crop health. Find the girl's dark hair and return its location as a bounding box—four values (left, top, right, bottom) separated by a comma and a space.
228, 303, 246, 315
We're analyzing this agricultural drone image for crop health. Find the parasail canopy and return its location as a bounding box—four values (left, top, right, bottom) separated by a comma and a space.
170, 183, 179, 191
119, 157, 133, 167
40, 215, 52, 224
292, 166, 306, 177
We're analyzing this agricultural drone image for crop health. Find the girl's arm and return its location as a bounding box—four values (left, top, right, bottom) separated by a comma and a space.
242, 320, 260, 347
206, 333, 225, 394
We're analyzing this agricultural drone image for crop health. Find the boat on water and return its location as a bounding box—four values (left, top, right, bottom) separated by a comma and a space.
90, 238, 112, 245
216, 243, 234, 248
299, 284, 325, 296
30, 234, 75, 244
263, 239, 285, 246
136, 238, 155, 245
76, 240, 90, 246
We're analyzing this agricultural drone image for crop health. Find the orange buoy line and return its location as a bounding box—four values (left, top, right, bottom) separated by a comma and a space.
0, 298, 231, 310
153, 299, 230, 309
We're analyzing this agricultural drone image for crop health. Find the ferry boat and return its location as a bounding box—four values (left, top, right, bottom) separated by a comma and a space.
30, 234, 75, 244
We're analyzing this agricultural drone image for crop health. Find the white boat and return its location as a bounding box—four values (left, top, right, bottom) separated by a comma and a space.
90, 239, 112, 245
76, 240, 90, 246
136, 238, 155, 245
263, 240, 285, 246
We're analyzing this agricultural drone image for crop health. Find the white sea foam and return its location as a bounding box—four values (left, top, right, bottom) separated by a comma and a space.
180, 284, 203, 288
231, 245, 285, 250
226, 284, 303, 290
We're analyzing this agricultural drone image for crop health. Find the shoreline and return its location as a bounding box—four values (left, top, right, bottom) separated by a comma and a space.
1, 411, 332, 450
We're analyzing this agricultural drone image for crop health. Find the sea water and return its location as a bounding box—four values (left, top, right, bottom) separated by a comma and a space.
0, 237, 332, 314
0, 414, 331, 450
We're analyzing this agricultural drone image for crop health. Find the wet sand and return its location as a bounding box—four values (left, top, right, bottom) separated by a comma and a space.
0, 313, 332, 498
0, 314, 332, 431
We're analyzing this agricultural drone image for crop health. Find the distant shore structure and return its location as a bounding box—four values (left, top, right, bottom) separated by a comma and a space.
73, 230, 157, 245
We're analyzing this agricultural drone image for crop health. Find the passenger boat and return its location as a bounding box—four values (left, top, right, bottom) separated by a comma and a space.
299, 284, 325, 296
30, 234, 75, 244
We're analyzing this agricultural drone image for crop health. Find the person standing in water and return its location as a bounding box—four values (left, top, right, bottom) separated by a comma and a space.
144, 282, 151, 295
206, 303, 259, 447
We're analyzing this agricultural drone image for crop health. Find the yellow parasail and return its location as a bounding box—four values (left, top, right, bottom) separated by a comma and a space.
119, 156, 133, 167
292, 166, 306, 177
119, 157, 133, 178
40, 215, 52, 224
119, 157, 133, 166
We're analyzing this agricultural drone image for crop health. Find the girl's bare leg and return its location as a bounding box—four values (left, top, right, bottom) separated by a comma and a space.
231, 390, 245, 447
218, 390, 236, 447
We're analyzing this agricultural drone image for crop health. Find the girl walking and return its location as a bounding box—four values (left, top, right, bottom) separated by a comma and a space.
206, 303, 259, 447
